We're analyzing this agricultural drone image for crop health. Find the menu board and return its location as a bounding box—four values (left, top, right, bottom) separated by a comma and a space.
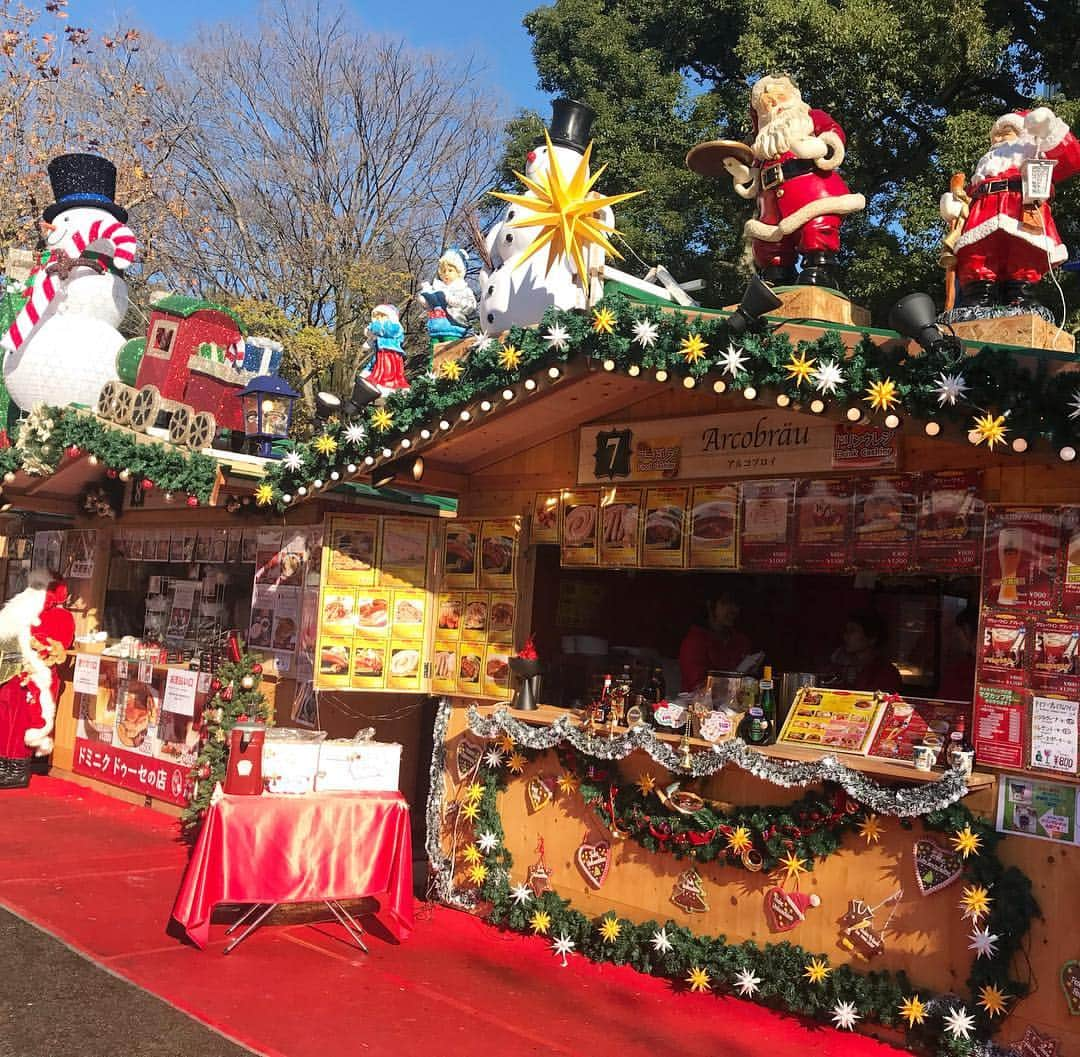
599, 488, 641, 567
442, 520, 480, 588
326, 517, 379, 587
740, 479, 794, 570
973, 683, 1026, 769
982, 506, 1060, 612
793, 478, 852, 571
868, 697, 962, 764
1063, 508, 1080, 614
777, 687, 888, 755
1030, 617, 1080, 697
533, 492, 561, 544
561, 491, 599, 566
247, 527, 319, 674
479, 518, 519, 590
642, 486, 688, 569
1029, 694, 1079, 775
380, 518, 432, 588
916, 470, 984, 571
689, 485, 738, 569
978, 611, 1028, 690
854, 475, 918, 571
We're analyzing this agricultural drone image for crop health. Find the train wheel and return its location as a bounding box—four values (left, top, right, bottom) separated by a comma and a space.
188, 412, 217, 451
129, 385, 162, 433
111, 384, 135, 426
168, 406, 192, 447
96, 380, 121, 420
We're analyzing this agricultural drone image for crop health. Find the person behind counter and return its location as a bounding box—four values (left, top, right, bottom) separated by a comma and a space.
678, 590, 754, 692
828, 609, 903, 694
938, 605, 978, 702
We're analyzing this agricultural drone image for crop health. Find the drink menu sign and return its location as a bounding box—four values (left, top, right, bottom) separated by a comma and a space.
982, 506, 1059, 612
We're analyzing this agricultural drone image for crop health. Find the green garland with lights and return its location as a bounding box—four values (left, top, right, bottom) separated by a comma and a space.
446, 740, 1038, 1057
261, 292, 1080, 509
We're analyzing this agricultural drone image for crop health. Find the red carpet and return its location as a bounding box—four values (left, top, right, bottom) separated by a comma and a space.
0, 776, 910, 1057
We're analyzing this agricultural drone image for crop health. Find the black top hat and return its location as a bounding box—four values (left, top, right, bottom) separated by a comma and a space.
535, 98, 596, 154
43, 153, 128, 224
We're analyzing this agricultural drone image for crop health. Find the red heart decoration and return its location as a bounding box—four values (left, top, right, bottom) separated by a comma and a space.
576, 838, 611, 889
763, 886, 805, 932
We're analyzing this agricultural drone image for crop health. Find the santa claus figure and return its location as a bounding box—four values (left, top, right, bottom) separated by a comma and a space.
0, 571, 75, 786
721, 75, 865, 287
940, 106, 1080, 311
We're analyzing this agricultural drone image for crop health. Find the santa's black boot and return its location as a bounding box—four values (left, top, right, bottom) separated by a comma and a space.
797, 252, 842, 289
956, 280, 995, 309
760, 264, 796, 286
1003, 280, 1040, 311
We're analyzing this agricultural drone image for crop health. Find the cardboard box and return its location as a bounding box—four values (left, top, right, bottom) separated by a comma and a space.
316, 740, 402, 792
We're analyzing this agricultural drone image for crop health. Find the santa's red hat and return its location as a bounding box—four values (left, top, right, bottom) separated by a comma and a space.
991, 110, 1029, 139
788, 890, 821, 916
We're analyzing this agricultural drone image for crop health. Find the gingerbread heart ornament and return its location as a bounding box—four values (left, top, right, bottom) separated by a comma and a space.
455, 737, 484, 781
526, 775, 554, 813
576, 838, 612, 888
1061, 961, 1080, 1016
913, 838, 964, 895
763, 885, 819, 932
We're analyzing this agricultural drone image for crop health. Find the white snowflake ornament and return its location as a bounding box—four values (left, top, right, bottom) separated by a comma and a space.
968, 925, 999, 959
543, 323, 570, 352
472, 334, 495, 354
733, 967, 762, 997
1068, 389, 1080, 420
552, 933, 576, 966
483, 747, 505, 769
720, 342, 748, 378
476, 831, 499, 854
510, 882, 533, 906
831, 1001, 861, 1031
282, 450, 304, 472
650, 927, 672, 955
344, 422, 367, 446
812, 359, 844, 395
934, 372, 969, 407
631, 318, 659, 349
943, 1006, 975, 1040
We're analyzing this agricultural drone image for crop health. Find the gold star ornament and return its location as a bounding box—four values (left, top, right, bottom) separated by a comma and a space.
490, 130, 645, 288
592, 306, 617, 334
952, 824, 982, 859
803, 957, 832, 984
313, 433, 338, 456
439, 358, 463, 381
467, 862, 488, 885
506, 751, 528, 774
972, 412, 1009, 450
498, 344, 522, 371
785, 350, 816, 386
899, 994, 927, 1027
495, 734, 515, 753
370, 407, 394, 432
556, 772, 580, 796
959, 884, 992, 922
680, 332, 708, 364
254, 482, 275, 506
776, 852, 808, 884
726, 826, 754, 856
599, 915, 622, 943
636, 773, 656, 796
464, 781, 485, 804
865, 378, 900, 412
978, 983, 1009, 1018
461, 843, 482, 865
529, 909, 552, 935
858, 815, 884, 845
686, 966, 711, 992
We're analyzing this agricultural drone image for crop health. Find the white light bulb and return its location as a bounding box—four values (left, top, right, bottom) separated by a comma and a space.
382, 447, 392, 458
810, 399, 825, 414
628, 364, 641, 377
420, 429, 431, 440
119, 468, 131, 481
743, 386, 757, 400
885, 413, 900, 429
602, 359, 615, 371
547, 366, 560, 379
501, 389, 513, 401
524, 378, 537, 390
439, 420, 450, 430
968, 430, 981, 444
282, 494, 292, 504
713, 380, 726, 394
297, 486, 307, 495
347, 463, 357, 474
776, 393, 790, 407
682, 376, 696, 389
847, 407, 862, 422
924, 421, 941, 436
364, 455, 375, 465
313, 479, 323, 489
330, 471, 340, 481
480, 400, 492, 412
1011, 437, 1028, 453
460, 410, 471, 422
655, 369, 668, 383
1061, 445, 1077, 462
401, 437, 411, 448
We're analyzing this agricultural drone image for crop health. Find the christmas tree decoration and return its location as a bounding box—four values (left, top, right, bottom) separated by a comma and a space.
960, 884, 992, 922
971, 412, 1009, 449
913, 839, 964, 895
543, 323, 571, 352
831, 1001, 861, 1030
282, 450, 304, 472
460, 802, 480, 822
776, 852, 809, 884
507, 751, 528, 774
865, 378, 900, 412
836, 889, 903, 959
812, 359, 844, 395
529, 908, 552, 935
969, 925, 999, 959
680, 332, 708, 364
734, 968, 762, 997
1069, 390, 1080, 420
476, 831, 499, 854
953, 824, 983, 859
650, 927, 673, 955
934, 372, 969, 406
495, 733, 515, 753
471, 334, 495, 354
313, 433, 337, 456
1060, 961, 1080, 1016
720, 342, 749, 377
467, 862, 488, 885
900, 994, 928, 1027
785, 350, 816, 386
803, 957, 832, 984
979, 984, 1010, 1017
510, 883, 533, 906
464, 781, 485, 804
575, 835, 612, 888
943, 1005, 975, 1040
343, 422, 366, 445
631, 318, 659, 348
592, 306, 617, 334
671, 868, 709, 913
858, 814, 883, 844
552, 932, 576, 967
439, 358, 463, 381
526, 838, 554, 897
726, 825, 753, 855
763, 886, 821, 932
526, 774, 555, 812
635, 772, 656, 796
455, 738, 484, 781
483, 747, 505, 770
556, 771, 579, 796
254, 483, 275, 506
370, 407, 394, 432
686, 966, 711, 992
498, 344, 522, 371
598, 914, 622, 943
461, 843, 483, 866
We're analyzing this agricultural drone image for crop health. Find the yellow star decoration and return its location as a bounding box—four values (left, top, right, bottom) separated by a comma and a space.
496, 734, 515, 753
593, 306, 617, 334
467, 862, 488, 885
899, 994, 927, 1027
439, 358, 463, 381
370, 407, 394, 432
785, 350, 816, 386
978, 984, 1010, 1018
680, 332, 708, 364
464, 782, 485, 804
490, 129, 645, 287
972, 412, 1009, 450
460, 802, 480, 822
506, 751, 528, 774
556, 772, 580, 796
599, 915, 622, 943
529, 909, 552, 935
865, 378, 900, 412
776, 852, 808, 884
313, 433, 338, 456
636, 773, 657, 796
686, 966, 711, 993
461, 844, 482, 865
254, 482, 275, 506
726, 826, 754, 856
952, 824, 982, 859
858, 815, 884, 845
959, 884, 992, 922
498, 344, 522, 371
803, 957, 832, 985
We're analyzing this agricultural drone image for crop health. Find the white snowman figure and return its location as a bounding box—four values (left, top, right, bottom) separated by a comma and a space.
479, 99, 613, 334
1, 153, 135, 411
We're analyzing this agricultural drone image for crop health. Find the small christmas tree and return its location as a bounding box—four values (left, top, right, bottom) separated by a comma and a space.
181, 644, 273, 838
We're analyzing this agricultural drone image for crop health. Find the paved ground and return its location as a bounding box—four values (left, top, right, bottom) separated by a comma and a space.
0, 906, 258, 1057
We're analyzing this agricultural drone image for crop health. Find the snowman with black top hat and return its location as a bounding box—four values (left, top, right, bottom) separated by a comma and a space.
0, 153, 136, 413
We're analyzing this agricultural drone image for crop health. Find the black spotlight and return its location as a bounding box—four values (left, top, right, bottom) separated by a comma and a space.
727, 275, 783, 335
316, 377, 382, 421
315, 390, 342, 421
889, 292, 960, 354
347, 376, 382, 414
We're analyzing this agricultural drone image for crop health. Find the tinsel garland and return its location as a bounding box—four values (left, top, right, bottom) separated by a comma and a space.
466, 706, 970, 816
426, 700, 1039, 1057
264, 292, 1080, 507
0, 406, 219, 502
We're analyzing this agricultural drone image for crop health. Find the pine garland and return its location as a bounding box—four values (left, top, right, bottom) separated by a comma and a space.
446, 739, 1038, 1057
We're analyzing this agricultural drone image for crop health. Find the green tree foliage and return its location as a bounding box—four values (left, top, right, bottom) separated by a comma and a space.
507, 0, 1080, 323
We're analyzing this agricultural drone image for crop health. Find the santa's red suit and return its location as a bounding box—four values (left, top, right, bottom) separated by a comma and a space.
948, 108, 1080, 289
0, 575, 75, 776
746, 109, 866, 272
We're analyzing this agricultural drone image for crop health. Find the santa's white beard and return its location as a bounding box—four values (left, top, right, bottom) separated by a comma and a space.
753, 104, 815, 161
0, 587, 56, 754
973, 140, 1033, 180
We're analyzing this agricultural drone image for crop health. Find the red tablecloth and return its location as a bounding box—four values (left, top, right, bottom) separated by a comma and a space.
171, 790, 414, 948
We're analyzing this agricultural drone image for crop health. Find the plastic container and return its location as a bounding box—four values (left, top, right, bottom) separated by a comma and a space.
262, 728, 327, 794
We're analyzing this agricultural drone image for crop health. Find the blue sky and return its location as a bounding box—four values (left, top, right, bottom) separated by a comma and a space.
69, 0, 548, 114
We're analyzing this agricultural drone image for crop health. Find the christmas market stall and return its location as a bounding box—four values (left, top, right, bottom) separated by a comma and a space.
259, 95, 1080, 1055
